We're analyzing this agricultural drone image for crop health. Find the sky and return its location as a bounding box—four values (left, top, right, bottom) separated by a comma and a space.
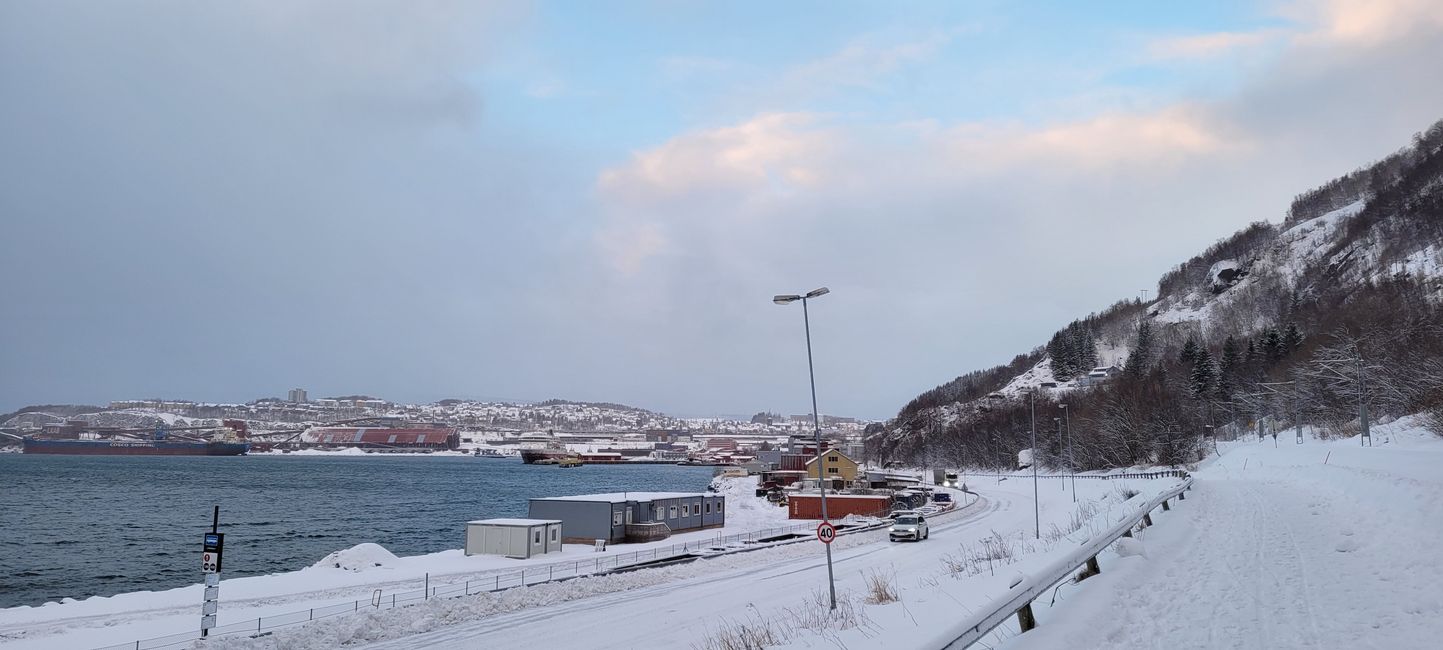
3, 0, 1443, 419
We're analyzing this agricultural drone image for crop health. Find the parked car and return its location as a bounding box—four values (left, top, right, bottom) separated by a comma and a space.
889, 513, 929, 542
932, 492, 953, 503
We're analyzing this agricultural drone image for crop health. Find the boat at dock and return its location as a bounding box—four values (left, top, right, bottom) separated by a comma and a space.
22, 424, 249, 456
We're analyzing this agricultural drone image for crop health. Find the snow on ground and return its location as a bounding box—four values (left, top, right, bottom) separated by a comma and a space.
0, 476, 798, 649
1000, 416, 1443, 650
708, 476, 791, 531
998, 358, 1058, 397
209, 477, 1171, 649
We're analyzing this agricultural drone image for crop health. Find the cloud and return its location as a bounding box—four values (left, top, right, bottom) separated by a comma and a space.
0, 1, 585, 409
786, 32, 952, 92
1148, 30, 1281, 60
1289, 0, 1443, 46
583, 4, 1443, 417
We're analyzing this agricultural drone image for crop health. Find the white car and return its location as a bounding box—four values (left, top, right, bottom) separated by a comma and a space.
889, 513, 929, 542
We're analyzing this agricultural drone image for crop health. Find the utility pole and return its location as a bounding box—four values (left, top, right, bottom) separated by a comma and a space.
1357, 354, 1371, 447
1060, 403, 1074, 502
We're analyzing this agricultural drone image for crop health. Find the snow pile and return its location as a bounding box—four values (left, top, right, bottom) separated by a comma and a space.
311, 544, 399, 573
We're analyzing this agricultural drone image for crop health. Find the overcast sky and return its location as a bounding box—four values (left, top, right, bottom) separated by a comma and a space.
3, 1, 1442, 419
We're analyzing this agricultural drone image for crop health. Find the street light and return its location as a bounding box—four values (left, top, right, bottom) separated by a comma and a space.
773, 286, 836, 610
1054, 417, 1063, 493
1059, 403, 1074, 502
1029, 389, 1039, 540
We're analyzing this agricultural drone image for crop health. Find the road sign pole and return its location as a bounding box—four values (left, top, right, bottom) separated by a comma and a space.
200, 506, 224, 639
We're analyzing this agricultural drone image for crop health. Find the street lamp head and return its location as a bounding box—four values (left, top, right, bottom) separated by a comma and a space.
1058, 403, 1067, 409
773, 294, 802, 305
805, 287, 830, 298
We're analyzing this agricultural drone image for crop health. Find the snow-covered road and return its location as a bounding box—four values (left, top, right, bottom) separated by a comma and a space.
353, 491, 1015, 650
1011, 419, 1443, 650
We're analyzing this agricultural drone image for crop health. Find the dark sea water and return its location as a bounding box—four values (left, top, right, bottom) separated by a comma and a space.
0, 454, 716, 608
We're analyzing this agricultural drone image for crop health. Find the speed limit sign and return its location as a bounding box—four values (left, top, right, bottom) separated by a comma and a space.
816, 521, 837, 544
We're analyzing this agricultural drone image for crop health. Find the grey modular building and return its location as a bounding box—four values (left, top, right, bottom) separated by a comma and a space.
527, 492, 726, 544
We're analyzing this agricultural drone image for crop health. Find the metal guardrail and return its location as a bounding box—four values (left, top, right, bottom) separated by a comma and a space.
939, 477, 1193, 650
965, 469, 1189, 481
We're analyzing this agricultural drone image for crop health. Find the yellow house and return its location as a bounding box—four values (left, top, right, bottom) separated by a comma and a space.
805, 450, 859, 482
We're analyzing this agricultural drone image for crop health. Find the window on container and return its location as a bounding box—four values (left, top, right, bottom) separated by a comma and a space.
612, 511, 623, 526
550, 527, 558, 542
682, 505, 689, 517
534, 530, 541, 545
705, 503, 711, 514
669, 505, 677, 518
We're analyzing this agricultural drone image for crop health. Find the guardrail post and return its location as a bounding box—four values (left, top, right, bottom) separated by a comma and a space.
1161, 499, 1170, 511
1017, 602, 1037, 632
1122, 527, 1133, 538
1179, 491, 1186, 500
1076, 555, 1101, 581
1142, 512, 1153, 527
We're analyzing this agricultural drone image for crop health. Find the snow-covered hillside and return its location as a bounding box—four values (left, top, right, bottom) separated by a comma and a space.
882, 119, 1443, 466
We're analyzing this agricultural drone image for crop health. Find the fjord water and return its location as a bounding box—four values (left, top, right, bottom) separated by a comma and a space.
0, 455, 716, 608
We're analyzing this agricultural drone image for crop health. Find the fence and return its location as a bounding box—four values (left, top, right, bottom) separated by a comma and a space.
964, 469, 1189, 481
91, 515, 906, 650
938, 477, 1193, 649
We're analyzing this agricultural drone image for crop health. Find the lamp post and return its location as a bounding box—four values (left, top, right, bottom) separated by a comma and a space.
1030, 389, 1039, 540
773, 286, 836, 610
1060, 403, 1074, 502
1053, 417, 1064, 493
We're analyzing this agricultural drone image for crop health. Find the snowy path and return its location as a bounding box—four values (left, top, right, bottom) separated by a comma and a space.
1012, 424, 1443, 650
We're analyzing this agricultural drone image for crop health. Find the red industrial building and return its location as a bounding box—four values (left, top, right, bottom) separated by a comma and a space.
787, 494, 891, 520
303, 425, 459, 450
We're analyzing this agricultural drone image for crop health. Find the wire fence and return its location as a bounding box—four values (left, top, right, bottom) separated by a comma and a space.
91, 516, 903, 650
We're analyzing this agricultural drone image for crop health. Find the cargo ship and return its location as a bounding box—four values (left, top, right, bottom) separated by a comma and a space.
22, 422, 249, 456
23, 437, 249, 456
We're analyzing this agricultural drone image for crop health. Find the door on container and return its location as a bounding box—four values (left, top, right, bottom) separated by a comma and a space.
509, 526, 528, 559
487, 527, 508, 556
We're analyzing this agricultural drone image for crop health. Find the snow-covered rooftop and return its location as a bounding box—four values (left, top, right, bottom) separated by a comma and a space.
467, 518, 561, 526
531, 492, 713, 503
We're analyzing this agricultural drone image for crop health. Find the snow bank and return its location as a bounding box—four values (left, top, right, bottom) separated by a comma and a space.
311, 544, 399, 572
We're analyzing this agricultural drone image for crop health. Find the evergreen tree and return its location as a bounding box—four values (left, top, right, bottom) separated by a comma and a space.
1220, 336, 1241, 373
1075, 325, 1098, 371
1260, 327, 1284, 363
1190, 348, 1218, 399
1127, 320, 1155, 377
1283, 322, 1304, 354
1180, 337, 1201, 365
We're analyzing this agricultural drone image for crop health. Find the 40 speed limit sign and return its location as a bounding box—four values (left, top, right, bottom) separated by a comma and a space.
816, 521, 837, 544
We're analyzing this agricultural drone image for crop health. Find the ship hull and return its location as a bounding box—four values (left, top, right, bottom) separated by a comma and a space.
519, 448, 573, 464
22, 438, 249, 456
